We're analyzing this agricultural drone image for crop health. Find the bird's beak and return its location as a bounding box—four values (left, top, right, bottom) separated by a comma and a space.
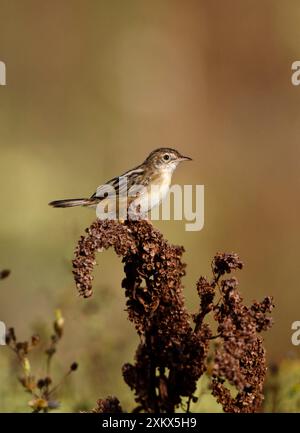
179, 155, 192, 161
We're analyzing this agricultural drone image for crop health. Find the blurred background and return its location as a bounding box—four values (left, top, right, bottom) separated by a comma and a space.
1, 0, 300, 412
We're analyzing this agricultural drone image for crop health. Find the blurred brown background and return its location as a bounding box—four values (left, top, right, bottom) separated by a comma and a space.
0, 0, 300, 411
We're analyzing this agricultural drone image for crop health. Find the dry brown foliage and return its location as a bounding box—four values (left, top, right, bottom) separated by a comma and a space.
73, 220, 274, 413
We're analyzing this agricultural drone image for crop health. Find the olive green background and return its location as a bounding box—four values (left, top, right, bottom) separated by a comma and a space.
0, 0, 300, 411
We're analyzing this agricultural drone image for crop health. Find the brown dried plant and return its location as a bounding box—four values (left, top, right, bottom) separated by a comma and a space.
5, 309, 78, 412
73, 220, 274, 413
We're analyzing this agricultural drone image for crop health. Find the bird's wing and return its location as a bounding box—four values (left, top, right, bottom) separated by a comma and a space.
91, 166, 147, 199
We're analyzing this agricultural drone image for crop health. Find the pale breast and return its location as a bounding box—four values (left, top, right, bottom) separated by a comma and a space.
131, 171, 171, 213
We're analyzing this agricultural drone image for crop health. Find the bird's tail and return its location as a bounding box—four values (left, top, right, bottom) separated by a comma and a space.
49, 198, 94, 208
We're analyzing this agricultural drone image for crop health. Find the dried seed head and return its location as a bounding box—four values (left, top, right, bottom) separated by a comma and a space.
73, 220, 273, 413
70, 362, 78, 371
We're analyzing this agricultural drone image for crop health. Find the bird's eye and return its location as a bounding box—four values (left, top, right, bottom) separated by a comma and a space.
163, 154, 170, 161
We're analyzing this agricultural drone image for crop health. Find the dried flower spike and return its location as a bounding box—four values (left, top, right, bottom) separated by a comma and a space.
73, 219, 273, 413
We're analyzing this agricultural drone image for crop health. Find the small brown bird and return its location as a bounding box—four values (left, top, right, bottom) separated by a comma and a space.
49, 148, 191, 217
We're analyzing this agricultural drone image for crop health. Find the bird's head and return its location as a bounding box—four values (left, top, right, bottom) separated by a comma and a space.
145, 148, 192, 172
